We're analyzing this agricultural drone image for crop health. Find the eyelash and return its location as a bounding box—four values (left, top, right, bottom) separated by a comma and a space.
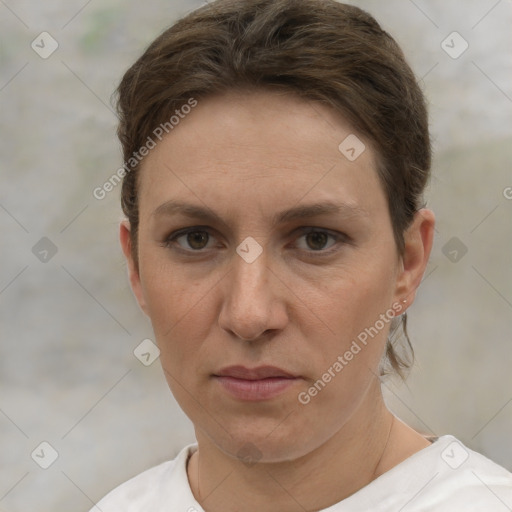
162, 226, 348, 257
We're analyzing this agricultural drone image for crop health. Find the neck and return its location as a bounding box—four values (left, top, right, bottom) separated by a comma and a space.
187, 380, 427, 512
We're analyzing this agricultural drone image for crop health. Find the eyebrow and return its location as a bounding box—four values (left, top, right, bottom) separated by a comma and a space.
152, 200, 368, 227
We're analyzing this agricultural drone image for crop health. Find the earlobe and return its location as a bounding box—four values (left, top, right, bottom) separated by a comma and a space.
119, 221, 148, 315
394, 209, 435, 307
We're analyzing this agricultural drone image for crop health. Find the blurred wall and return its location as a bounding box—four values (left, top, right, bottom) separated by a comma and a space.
0, 1, 511, 510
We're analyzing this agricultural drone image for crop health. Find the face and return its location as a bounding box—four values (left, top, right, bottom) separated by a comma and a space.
121, 89, 432, 463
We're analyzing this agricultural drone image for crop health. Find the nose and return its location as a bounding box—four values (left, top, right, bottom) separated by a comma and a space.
218, 246, 288, 342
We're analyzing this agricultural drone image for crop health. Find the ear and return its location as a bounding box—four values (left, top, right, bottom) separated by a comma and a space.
120, 220, 149, 316
393, 208, 435, 310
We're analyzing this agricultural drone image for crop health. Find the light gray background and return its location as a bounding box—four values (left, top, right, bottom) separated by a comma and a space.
1, 1, 511, 511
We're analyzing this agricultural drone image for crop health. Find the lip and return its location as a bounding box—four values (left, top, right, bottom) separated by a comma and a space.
213, 365, 301, 401
215, 365, 297, 380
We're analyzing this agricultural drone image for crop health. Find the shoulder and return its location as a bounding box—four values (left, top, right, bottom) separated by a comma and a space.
336, 435, 512, 512
89, 443, 199, 512
391, 435, 512, 511
92, 460, 173, 511
422, 436, 512, 509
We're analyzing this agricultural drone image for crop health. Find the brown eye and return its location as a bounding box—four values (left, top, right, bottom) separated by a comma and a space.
164, 227, 215, 252
295, 229, 340, 254
305, 231, 329, 251
186, 231, 210, 250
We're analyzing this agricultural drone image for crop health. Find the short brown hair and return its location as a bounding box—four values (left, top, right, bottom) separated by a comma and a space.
115, 0, 431, 379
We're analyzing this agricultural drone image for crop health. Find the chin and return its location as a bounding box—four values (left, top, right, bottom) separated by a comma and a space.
204, 414, 324, 465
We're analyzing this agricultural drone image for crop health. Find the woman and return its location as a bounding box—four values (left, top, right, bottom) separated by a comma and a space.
92, 0, 512, 510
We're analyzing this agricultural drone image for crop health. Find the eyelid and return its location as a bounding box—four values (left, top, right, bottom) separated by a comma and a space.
163, 226, 218, 251
292, 227, 347, 254
163, 226, 348, 254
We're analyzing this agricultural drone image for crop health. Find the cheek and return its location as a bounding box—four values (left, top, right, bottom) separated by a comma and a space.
141, 270, 217, 403
310, 257, 398, 378
321, 258, 397, 336
138, 251, 212, 351
295, 274, 396, 430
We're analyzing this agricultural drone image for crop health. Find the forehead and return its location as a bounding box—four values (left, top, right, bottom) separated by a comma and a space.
137, 89, 386, 220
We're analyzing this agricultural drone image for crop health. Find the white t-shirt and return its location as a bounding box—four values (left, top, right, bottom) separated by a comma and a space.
91, 435, 512, 511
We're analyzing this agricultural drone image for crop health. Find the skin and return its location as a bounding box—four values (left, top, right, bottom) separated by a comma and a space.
120, 89, 435, 511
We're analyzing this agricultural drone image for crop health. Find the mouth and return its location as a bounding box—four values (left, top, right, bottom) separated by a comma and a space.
212, 365, 301, 401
